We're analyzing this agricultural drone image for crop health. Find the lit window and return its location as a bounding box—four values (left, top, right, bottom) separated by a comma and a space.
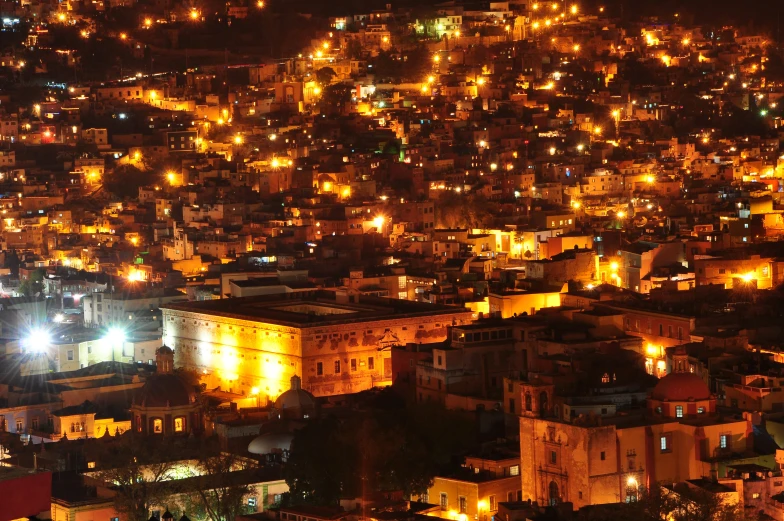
660, 436, 668, 452
720, 434, 729, 449
153, 418, 163, 434
675, 405, 683, 418
174, 417, 185, 432
509, 465, 519, 476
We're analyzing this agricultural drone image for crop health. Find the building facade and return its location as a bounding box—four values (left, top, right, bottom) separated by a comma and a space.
162, 291, 473, 399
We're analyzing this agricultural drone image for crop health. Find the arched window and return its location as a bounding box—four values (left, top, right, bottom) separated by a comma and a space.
525, 393, 532, 411
548, 481, 560, 505
539, 391, 548, 417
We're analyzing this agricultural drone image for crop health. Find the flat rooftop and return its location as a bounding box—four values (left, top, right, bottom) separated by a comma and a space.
162, 290, 471, 328
0, 464, 42, 483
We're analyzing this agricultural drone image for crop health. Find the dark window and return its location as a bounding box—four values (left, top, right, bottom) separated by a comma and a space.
334, 360, 341, 374
316, 362, 323, 376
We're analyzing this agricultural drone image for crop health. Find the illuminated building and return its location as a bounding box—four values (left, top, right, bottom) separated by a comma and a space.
131, 346, 201, 436
162, 291, 473, 398
425, 453, 522, 520
51, 401, 130, 439
519, 349, 751, 509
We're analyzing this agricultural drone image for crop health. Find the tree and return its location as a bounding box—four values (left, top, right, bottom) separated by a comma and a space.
103, 164, 157, 199
19, 268, 45, 297
591, 483, 749, 521
96, 436, 183, 521
285, 399, 476, 505
316, 67, 337, 86
190, 442, 255, 521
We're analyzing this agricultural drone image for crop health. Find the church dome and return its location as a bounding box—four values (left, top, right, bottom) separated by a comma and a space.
651, 372, 711, 402
273, 375, 316, 419
247, 432, 294, 455
133, 374, 196, 408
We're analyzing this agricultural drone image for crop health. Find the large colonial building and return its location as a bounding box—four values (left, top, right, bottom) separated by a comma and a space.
519, 348, 753, 509
161, 290, 473, 399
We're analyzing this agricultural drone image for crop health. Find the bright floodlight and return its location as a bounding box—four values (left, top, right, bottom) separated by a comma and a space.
25, 328, 51, 353
107, 327, 126, 344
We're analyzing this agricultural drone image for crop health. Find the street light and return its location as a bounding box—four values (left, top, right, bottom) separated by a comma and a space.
24, 328, 51, 353
104, 327, 126, 362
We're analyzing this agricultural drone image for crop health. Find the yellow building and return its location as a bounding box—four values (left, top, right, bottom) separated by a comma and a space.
518, 353, 752, 509
51, 401, 130, 440
162, 291, 473, 400
426, 455, 521, 521
488, 288, 564, 318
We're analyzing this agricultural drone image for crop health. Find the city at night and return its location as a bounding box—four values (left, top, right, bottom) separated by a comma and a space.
0, 0, 784, 520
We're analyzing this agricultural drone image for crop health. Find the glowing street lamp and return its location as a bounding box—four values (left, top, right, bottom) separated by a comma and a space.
23, 328, 51, 353
373, 215, 386, 230
190, 9, 199, 20
103, 327, 126, 362
570, 4, 578, 14
234, 134, 243, 145
144, 18, 153, 28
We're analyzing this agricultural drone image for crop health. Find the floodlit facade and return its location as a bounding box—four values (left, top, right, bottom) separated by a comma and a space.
162, 291, 473, 399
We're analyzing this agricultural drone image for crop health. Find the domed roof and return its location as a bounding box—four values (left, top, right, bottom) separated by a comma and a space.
133, 373, 196, 408
273, 375, 316, 414
651, 372, 711, 402
247, 432, 294, 455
